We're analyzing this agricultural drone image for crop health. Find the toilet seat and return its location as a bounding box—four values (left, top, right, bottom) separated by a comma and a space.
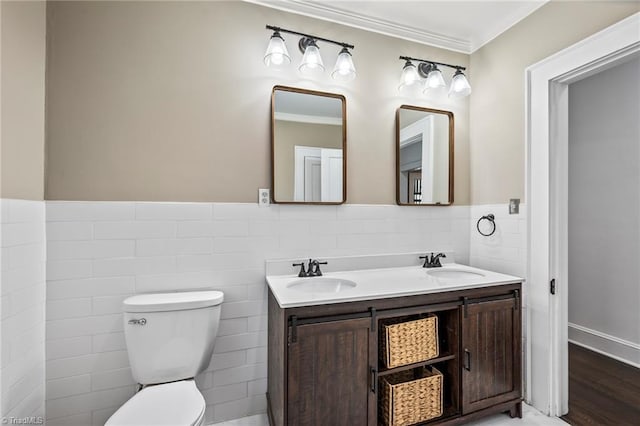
105, 380, 205, 426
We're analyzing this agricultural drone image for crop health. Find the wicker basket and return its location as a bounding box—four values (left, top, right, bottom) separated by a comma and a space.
382, 315, 439, 368
381, 366, 444, 426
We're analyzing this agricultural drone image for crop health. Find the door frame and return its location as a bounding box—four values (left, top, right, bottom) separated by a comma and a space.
399, 115, 435, 202
320, 148, 344, 202
525, 12, 639, 416
294, 146, 321, 202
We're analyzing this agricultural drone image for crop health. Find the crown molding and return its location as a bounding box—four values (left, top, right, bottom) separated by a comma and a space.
244, 0, 471, 54
275, 112, 342, 125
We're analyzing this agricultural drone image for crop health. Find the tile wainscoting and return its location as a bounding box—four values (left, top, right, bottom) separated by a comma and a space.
1, 199, 47, 421
44, 201, 471, 425
469, 203, 527, 279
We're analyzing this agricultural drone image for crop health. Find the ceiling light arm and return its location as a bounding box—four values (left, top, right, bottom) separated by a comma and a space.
399, 56, 465, 72
266, 25, 355, 50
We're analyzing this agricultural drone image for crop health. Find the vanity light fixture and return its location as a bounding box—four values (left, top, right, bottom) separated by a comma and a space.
298, 38, 324, 73
449, 68, 472, 99
332, 47, 356, 81
423, 64, 446, 90
398, 60, 421, 92
398, 56, 471, 98
265, 25, 356, 81
263, 30, 291, 67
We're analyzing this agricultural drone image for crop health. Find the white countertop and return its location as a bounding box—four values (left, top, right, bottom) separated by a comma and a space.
266, 263, 523, 308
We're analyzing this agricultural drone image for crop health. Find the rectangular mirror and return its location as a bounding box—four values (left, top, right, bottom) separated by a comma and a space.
396, 105, 454, 206
271, 86, 346, 204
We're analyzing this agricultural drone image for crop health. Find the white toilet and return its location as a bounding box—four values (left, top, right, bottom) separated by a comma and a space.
105, 290, 224, 426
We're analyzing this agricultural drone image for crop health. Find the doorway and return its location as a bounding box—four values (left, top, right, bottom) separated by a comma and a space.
561, 57, 640, 424
525, 12, 639, 417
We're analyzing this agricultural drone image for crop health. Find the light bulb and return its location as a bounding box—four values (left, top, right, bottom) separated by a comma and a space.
299, 40, 324, 73
331, 48, 356, 81
398, 60, 420, 92
425, 65, 446, 89
264, 31, 290, 68
449, 69, 472, 98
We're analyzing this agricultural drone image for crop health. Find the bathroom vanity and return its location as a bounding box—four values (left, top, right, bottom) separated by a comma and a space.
266, 260, 523, 426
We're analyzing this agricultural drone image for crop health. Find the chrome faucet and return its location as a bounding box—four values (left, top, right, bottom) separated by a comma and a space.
420, 252, 446, 268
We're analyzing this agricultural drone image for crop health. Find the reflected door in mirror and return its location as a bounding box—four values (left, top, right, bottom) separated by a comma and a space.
272, 86, 346, 204
397, 105, 453, 205
293, 147, 343, 202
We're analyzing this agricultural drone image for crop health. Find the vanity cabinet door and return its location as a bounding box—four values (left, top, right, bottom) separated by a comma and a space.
461, 296, 521, 414
287, 317, 376, 426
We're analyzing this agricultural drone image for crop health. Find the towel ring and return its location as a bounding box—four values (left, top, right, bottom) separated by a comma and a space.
476, 214, 496, 237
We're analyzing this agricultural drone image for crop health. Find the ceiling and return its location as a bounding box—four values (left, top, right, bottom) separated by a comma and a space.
274, 90, 342, 118
246, 0, 549, 53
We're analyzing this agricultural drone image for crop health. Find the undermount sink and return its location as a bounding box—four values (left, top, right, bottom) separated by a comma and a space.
426, 268, 485, 280
287, 277, 357, 293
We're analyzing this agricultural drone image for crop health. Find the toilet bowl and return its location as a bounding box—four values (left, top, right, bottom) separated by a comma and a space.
105, 380, 205, 426
105, 290, 224, 426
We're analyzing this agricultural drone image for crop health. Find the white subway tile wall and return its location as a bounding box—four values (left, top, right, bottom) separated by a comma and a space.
45, 201, 470, 424
1, 199, 47, 420
469, 204, 527, 279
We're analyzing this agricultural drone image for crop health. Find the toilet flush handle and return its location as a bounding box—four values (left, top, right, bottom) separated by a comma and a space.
128, 318, 147, 325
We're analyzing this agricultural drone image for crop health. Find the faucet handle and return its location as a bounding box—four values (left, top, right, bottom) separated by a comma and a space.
292, 262, 308, 277
309, 259, 327, 277
419, 255, 430, 268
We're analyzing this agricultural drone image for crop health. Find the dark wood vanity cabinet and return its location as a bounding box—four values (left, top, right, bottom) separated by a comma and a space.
267, 283, 522, 426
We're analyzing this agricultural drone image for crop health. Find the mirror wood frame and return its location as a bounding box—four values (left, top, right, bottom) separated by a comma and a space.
396, 104, 454, 206
271, 85, 347, 205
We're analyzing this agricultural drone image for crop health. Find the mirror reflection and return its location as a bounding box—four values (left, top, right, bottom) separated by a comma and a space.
272, 86, 346, 204
397, 105, 453, 205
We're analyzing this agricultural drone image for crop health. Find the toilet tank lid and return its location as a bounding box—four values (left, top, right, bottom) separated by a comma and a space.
123, 291, 224, 313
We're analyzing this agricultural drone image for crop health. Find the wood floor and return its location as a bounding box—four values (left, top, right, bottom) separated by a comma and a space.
561, 343, 640, 425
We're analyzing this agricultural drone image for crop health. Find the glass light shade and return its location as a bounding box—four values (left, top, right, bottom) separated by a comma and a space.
425, 66, 446, 89
263, 32, 290, 67
398, 61, 420, 91
449, 70, 472, 98
299, 42, 324, 73
331, 48, 356, 81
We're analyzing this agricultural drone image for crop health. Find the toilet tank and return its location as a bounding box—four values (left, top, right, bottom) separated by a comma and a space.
122, 291, 224, 385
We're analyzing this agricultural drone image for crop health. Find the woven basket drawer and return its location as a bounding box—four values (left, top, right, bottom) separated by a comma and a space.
381, 366, 444, 426
382, 315, 439, 368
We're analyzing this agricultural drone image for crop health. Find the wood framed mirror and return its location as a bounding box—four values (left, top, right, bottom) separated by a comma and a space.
396, 105, 454, 206
271, 86, 346, 205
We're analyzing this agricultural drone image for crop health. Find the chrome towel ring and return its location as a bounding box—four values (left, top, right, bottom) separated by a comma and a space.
476, 214, 496, 236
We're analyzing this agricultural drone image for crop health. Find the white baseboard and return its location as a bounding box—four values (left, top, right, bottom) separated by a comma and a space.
568, 322, 640, 368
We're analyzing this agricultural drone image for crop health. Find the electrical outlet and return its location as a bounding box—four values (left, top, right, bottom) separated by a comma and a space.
258, 189, 270, 207
509, 198, 520, 214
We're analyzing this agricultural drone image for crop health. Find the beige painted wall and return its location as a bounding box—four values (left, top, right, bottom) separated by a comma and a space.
45, 1, 470, 204
1, 1, 46, 200
470, 0, 639, 204
273, 120, 342, 201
